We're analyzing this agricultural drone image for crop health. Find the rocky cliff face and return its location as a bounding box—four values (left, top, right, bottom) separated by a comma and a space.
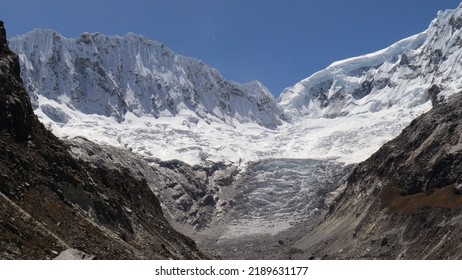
293, 93, 462, 259
0, 21, 205, 259
0, 21, 36, 142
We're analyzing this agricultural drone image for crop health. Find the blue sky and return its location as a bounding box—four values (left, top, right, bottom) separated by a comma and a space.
2, 0, 461, 97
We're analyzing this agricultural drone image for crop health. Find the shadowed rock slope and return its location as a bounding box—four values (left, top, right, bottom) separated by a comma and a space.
294, 93, 462, 259
0, 21, 205, 260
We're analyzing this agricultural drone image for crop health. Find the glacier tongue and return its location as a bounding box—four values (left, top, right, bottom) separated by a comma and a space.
217, 159, 350, 239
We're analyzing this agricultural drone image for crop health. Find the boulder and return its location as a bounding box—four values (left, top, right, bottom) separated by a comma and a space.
54, 249, 96, 260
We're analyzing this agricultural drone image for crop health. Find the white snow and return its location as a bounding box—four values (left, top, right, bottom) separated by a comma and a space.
34, 92, 431, 166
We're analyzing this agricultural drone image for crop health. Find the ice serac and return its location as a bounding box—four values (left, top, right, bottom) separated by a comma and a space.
9, 31, 282, 129
279, 3, 462, 120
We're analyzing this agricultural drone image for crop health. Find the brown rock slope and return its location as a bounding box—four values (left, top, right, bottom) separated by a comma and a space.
294, 93, 462, 259
0, 21, 205, 260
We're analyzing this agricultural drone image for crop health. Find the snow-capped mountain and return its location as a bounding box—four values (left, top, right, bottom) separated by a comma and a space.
279, 4, 462, 120
9, 30, 283, 129
8, 3, 462, 166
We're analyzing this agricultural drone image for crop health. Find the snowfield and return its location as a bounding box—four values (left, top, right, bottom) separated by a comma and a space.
34, 92, 430, 166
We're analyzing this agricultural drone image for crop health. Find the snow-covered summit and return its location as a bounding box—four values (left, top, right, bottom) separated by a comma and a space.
279, 4, 462, 120
9, 30, 283, 129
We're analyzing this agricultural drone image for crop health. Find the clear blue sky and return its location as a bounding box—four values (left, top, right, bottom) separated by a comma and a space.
2, 0, 461, 97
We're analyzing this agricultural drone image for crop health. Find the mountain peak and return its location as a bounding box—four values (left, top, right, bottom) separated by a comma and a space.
0, 20, 16, 56
279, 3, 462, 120
10, 29, 283, 129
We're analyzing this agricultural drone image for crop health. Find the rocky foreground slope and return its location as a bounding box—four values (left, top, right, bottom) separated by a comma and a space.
0, 21, 205, 259
294, 93, 462, 259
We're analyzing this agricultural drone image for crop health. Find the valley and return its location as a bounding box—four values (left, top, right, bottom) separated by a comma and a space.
3, 2, 462, 259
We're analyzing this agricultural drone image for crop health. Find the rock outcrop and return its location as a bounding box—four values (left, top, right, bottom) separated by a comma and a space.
0, 21, 36, 142
54, 248, 95, 260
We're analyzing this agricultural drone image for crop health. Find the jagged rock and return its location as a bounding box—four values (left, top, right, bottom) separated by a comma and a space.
455, 183, 462, 195
0, 21, 35, 142
200, 194, 216, 207
358, 93, 462, 195
399, 53, 409, 66
0, 21, 9, 54
65, 137, 237, 230
428, 84, 441, 107
380, 238, 389, 247
54, 249, 95, 260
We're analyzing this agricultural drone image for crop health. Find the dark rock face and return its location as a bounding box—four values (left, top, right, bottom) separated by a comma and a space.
66, 137, 240, 232
0, 21, 35, 142
294, 93, 462, 260
349, 93, 462, 196
0, 21, 9, 53
0, 21, 205, 260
